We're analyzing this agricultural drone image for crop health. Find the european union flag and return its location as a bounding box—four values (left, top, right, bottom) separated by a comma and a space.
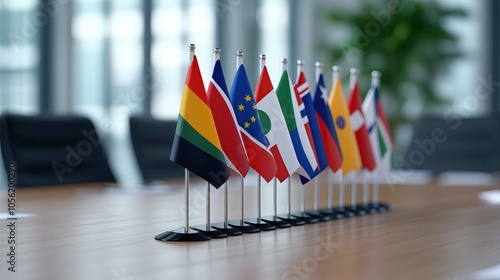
230, 65, 269, 147
228, 64, 277, 182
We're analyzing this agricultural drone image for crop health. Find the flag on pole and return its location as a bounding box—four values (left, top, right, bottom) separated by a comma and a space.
229, 64, 277, 182
376, 88, 393, 164
348, 82, 376, 171
170, 55, 229, 188
313, 73, 343, 172
207, 59, 250, 177
254, 66, 299, 182
275, 70, 317, 180
362, 85, 393, 171
328, 77, 362, 175
294, 71, 328, 183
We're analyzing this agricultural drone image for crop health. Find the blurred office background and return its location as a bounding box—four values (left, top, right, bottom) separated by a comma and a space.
0, 0, 498, 186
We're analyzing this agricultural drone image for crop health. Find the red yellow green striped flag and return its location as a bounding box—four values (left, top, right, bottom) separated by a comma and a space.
170, 55, 229, 188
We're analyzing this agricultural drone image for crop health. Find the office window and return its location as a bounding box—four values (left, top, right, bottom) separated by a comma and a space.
72, 0, 145, 184
72, 0, 144, 126
151, 0, 215, 119
258, 0, 290, 83
0, 0, 39, 113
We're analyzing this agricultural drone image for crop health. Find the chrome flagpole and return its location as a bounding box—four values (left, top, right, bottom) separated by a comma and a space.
190, 181, 228, 238
186, 170, 190, 231
243, 54, 275, 231
207, 48, 242, 235
274, 58, 305, 226
290, 60, 319, 224
370, 70, 391, 212
155, 44, 210, 241
362, 170, 376, 214
277, 176, 305, 226
227, 52, 260, 233
348, 68, 365, 216
262, 177, 291, 227
337, 172, 354, 217
305, 62, 331, 221
186, 47, 227, 238
320, 169, 343, 219
338, 172, 345, 212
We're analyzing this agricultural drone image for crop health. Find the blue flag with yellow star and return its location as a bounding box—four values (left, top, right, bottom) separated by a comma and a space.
229, 64, 277, 182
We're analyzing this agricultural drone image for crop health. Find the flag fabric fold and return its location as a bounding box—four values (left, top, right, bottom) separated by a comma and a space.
362, 85, 393, 171
348, 82, 376, 171
313, 73, 343, 173
328, 77, 362, 175
254, 66, 300, 182
229, 64, 277, 182
170, 55, 229, 188
276, 70, 317, 180
207, 59, 250, 177
294, 71, 328, 184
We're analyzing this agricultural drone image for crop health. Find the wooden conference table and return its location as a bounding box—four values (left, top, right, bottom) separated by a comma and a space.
0, 174, 499, 280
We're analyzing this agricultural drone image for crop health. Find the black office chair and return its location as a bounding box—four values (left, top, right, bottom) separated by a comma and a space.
129, 115, 184, 181
0, 113, 116, 187
402, 115, 500, 173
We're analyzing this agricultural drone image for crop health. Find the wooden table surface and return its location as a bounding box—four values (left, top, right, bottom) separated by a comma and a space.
0, 174, 499, 280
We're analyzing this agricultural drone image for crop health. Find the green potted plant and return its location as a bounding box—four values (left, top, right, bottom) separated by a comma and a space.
322, 0, 467, 150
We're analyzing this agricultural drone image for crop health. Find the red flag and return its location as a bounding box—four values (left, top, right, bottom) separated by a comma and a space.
348, 82, 376, 171
207, 60, 250, 177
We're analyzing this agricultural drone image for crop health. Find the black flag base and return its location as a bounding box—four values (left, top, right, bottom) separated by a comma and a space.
228, 219, 261, 233
357, 204, 378, 214
277, 214, 307, 226
190, 225, 228, 239
305, 210, 333, 222
261, 216, 292, 228
346, 206, 367, 216
333, 208, 356, 218
291, 212, 320, 224
155, 227, 210, 242
373, 202, 392, 212
319, 209, 344, 219
244, 218, 276, 231
211, 223, 243, 236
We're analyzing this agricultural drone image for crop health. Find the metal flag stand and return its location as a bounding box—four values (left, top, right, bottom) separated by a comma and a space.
347, 68, 366, 216
228, 176, 260, 233
305, 175, 332, 221
274, 58, 306, 226
155, 44, 211, 242
190, 182, 228, 238
262, 178, 292, 228
155, 169, 210, 241
305, 62, 335, 222
244, 175, 276, 230
206, 48, 242, 235
243, 54, 276, 231
291, 181, 320, 223
329, 65, 355, 218
211, 180, 243, 235
360, 170, 376, 214
367, 71, 391, 213
320, 170, 344, 219
277, 177, 306, 226
348, 172, 366, 216
227, 51, 261, 233
334, 172, 355, 218
372, 170, 391, 212
289, 60, 319, 224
